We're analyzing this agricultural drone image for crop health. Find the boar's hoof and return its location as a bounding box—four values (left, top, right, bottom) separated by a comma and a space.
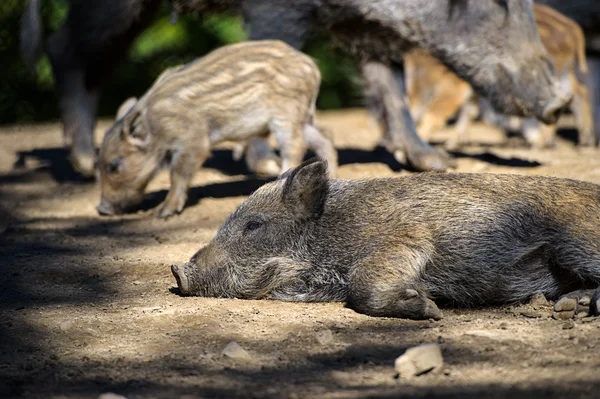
391, 295, 443, 320
69, 150, 96, 179
171, 265, 189, 295
156, 198, 186, 218
254, 158, 281, 178
405, 147, 456, 172
552, 289, 600, 319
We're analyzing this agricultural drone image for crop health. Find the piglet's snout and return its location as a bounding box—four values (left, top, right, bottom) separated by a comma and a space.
171, 264, 190, 295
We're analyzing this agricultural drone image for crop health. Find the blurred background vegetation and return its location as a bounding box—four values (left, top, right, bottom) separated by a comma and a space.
0, 0, 363, 125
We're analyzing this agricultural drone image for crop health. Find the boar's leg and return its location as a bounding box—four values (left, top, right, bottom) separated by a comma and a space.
571, 78, 595, 146
446, 99, 479, 150
553, 288, 600, 319
45, 0, 161, 178
303, 123, 338, 178
521, 119, 557, 149
346, 254, 442, 320
157, 135, 210, 218
242, 137, 281, 177
361, 61, 456, 171
271, 120, 308, 174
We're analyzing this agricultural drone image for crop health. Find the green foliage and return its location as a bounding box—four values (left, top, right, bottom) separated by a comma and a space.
0, 1, 361, 124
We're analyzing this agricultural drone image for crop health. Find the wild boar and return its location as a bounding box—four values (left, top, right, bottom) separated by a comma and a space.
96, 40, 336, 218
172, 157, 600, 321
22, 0, 569, 177
404, 4, 593, 149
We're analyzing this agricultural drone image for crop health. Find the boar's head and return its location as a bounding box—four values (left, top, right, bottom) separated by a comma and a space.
171, 158, 330, 299
429, 0, 571, 123
97, 97, 158, 215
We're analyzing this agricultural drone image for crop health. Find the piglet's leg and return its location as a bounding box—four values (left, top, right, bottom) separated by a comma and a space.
157, 141, 208, 218
347, 253, 442, 320
272, 120, 307, 175
303, 123, 338, 178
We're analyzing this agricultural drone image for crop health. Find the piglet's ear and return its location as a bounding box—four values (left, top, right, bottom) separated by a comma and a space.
282, 157, 329, 220
121, 111, 150, 149
116, 97, 137, 121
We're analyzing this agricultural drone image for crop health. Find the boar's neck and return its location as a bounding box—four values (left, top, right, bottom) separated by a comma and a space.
297, 179, 409, 281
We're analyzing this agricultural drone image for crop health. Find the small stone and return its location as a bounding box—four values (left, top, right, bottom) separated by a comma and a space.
59, 321, 73, 331
394, 343, 444, 378
222, 341, 251, 361
98, 394, 128, 399
562, 320, 575, 330
519, 310, 543, 319
132, 280, 142, 286
315, 328, 334, 345
499, 322, 508, 330
529, 292, 550, 309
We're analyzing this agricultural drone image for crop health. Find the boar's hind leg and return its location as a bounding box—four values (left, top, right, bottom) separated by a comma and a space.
271, 120, 307, 174
361, 61, 456, 172
303, 123, 338, 178
553, 288, 600, 319
347, 255, 442, 320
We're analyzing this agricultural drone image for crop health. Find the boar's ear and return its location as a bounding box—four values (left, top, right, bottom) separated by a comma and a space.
116, 97, 137, 121
282, 157, 329, 220
121, 111, 150, 149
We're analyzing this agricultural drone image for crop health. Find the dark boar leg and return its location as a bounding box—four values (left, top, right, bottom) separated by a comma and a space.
553, 288, 600, 319
45, 0, 161, 178
361, 61, 456, 171
346, 254, 443, 320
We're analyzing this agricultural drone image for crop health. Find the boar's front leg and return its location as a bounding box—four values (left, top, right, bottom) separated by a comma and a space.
157, 135, 209, 218
362, 61, 456, 172
553, 288, 600, 319
347, 253, 442, 320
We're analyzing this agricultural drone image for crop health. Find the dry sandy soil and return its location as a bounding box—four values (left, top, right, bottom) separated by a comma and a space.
1, 109, 600, 399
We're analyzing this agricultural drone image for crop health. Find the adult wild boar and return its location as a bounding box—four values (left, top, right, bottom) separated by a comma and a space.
403, 3, 593, 149
21, 0, 569, 177
172, 158, 600, 320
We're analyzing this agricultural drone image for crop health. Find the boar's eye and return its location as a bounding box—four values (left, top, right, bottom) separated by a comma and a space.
107, 158, 123, 174
244, 220, 263, 232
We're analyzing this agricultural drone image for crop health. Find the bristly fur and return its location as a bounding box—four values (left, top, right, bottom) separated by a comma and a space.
176, 159, 600, 320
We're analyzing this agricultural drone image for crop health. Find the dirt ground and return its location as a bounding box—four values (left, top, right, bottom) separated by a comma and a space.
1, 109, 600, 399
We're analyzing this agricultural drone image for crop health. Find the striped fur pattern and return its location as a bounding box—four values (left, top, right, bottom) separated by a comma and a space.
97, 40, 337, 218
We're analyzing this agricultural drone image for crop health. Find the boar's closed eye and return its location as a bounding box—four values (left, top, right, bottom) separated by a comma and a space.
245, 220, 263, 232
107, 158, 123, 174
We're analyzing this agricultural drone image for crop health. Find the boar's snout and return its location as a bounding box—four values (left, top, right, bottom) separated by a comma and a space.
541, 92, 572, 125
171, 264, 190, 295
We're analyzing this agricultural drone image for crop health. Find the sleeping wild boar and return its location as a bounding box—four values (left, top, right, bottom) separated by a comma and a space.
96, 40, 337, 218
172, 157, 600, 320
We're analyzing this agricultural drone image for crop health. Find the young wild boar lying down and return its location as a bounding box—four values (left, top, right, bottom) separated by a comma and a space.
96, 40, 337, 218
171, 158, 600, 320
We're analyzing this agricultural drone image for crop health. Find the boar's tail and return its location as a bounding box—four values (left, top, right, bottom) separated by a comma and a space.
20, 0, 42, 78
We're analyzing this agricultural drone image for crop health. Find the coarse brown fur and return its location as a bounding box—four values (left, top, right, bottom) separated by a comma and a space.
172, 158, 600, 320
97, 40, 336, 218
405, 4, 594, 149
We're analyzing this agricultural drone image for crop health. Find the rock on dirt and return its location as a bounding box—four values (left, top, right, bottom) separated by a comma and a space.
222, 341, 251, 360
528, 292, 550, 309
315, 328, 334, 345
394, 343, 444, 378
